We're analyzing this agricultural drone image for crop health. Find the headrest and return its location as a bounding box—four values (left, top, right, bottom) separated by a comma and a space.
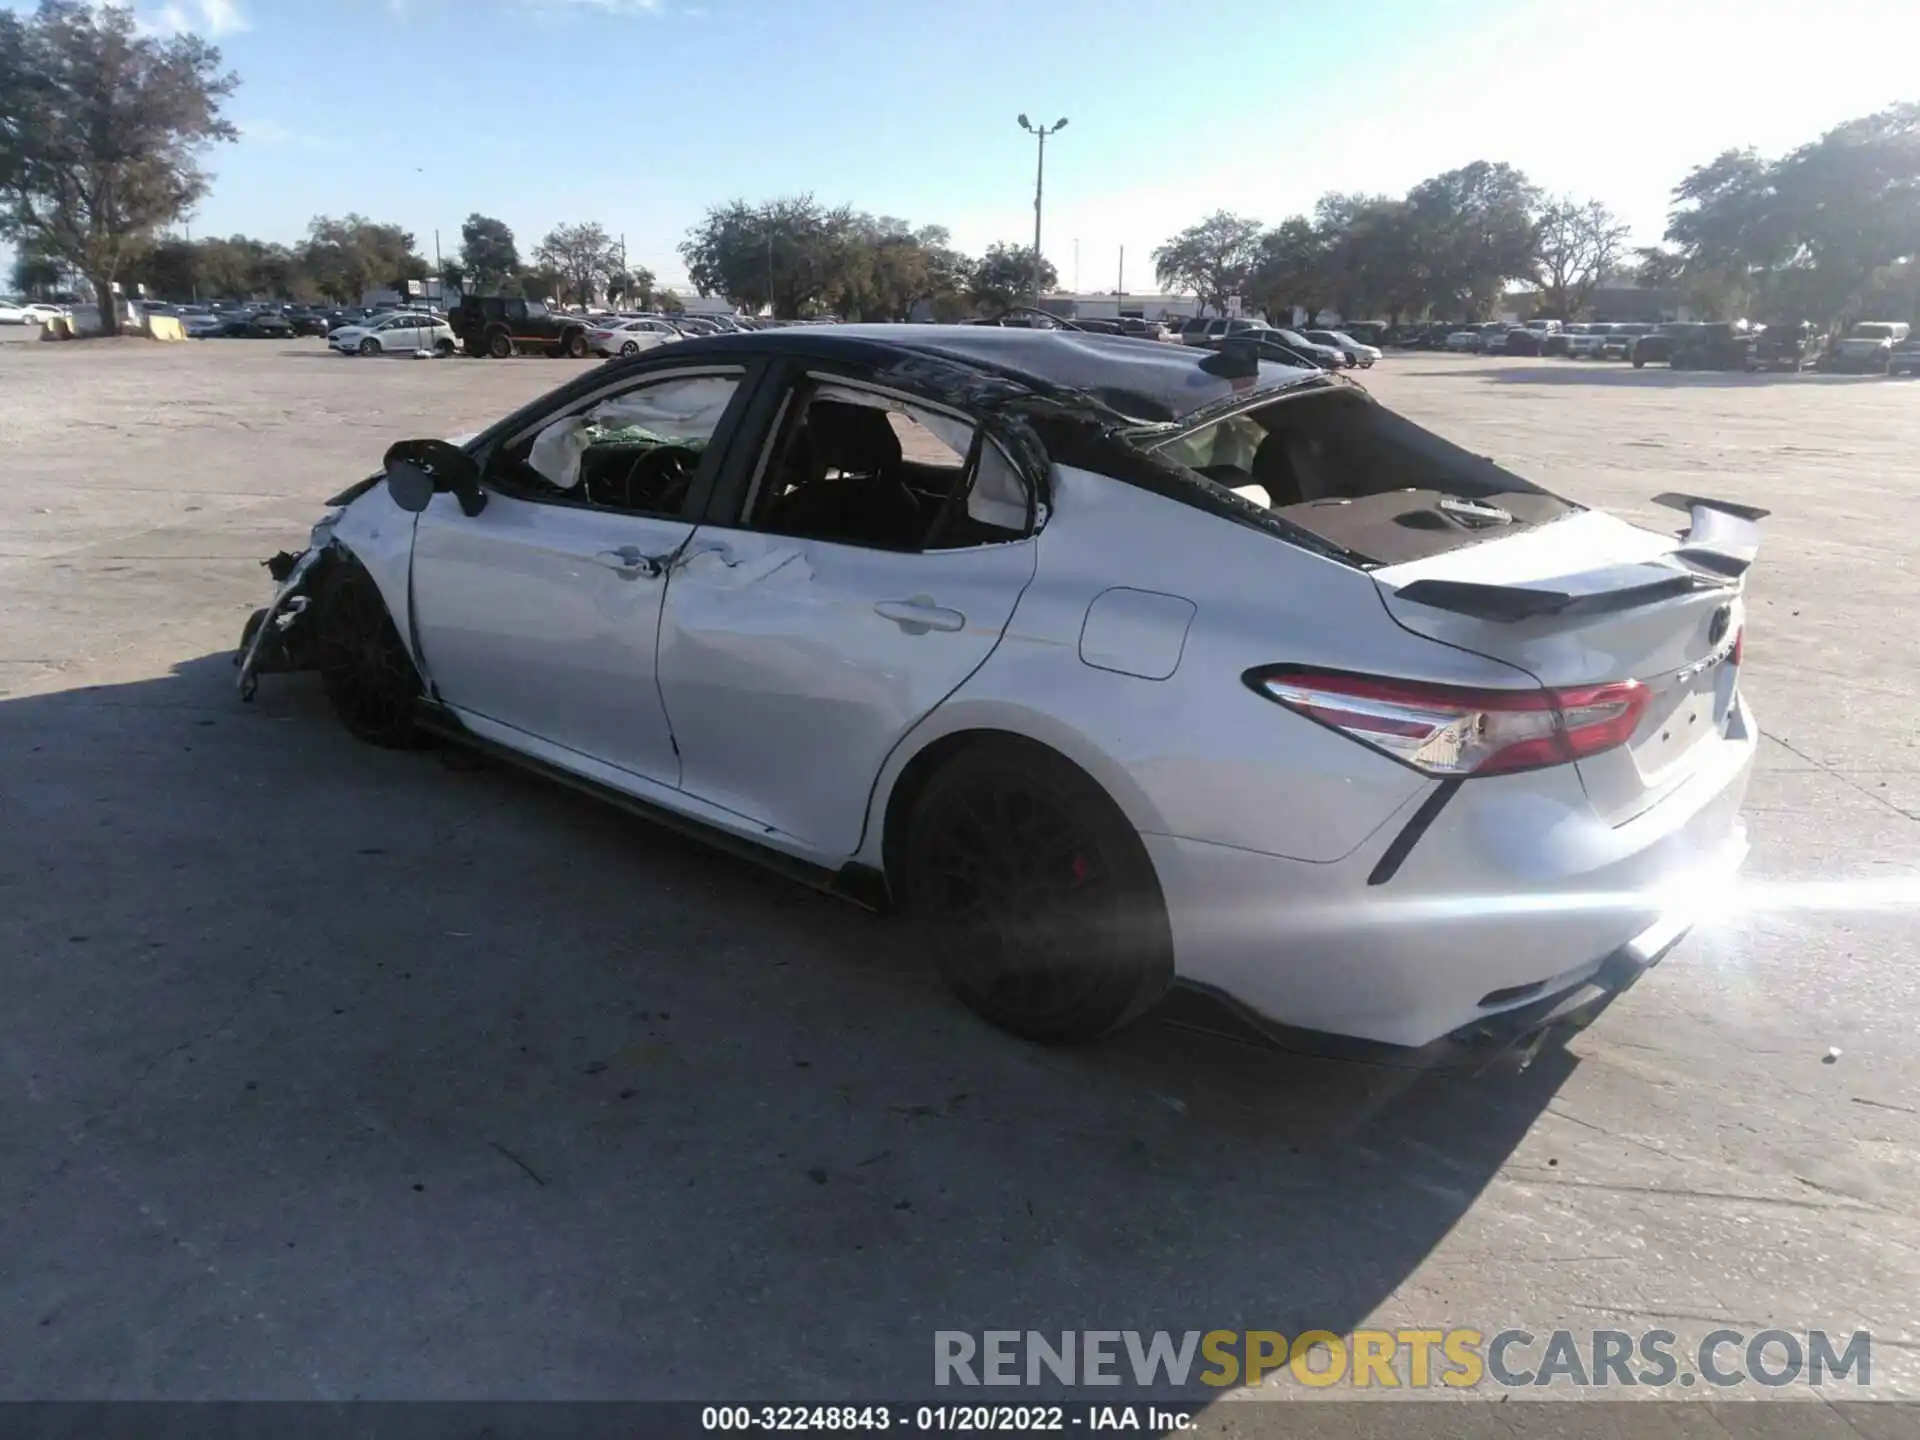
806, 400, 902, 474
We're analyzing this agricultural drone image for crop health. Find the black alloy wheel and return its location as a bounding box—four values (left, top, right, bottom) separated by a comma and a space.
315, 563, 428, 748
904, 740, 1171, 1043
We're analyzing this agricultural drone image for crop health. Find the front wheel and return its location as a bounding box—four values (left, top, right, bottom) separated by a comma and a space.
358, 337, 380, 356
903, 739, 1173, 1044
619, 340, 639, 357
314, 562, 429, 748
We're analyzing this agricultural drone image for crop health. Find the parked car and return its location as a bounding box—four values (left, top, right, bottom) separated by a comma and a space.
1115, 317, 1177, 343
235, 323, 1760, 1061
1565, 324, 1616, 359
1543, 323, 1587, 357
328, 311, 457, 356
1503, 327, 1547, 356
1304, 329, 1381, 367
587, 316, 684, 358
451, 296, 593, 358
181, 309, 226, 337
1443, 328, 1484, 352
1339, 321, 1388, 347
1749, 321, 1824, 372
1630, 323, 1700, 368
212, 309, 296, 339
18, 302, 68, 325
1180, 316, 1272, 345
282, 306, 335, 338
1598, 323, 1655, 360
1194, 331, 1338, 371
0, 299, 35, 324
1480, 324, 1514, 355
1670, 321, 1754, 371
1826, 321, 1910, 373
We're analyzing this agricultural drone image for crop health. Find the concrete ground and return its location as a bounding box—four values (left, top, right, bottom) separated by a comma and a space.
1, 334, 1916, 1411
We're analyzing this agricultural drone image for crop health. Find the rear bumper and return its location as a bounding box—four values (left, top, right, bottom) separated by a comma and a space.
1144, 697, 1757, 1051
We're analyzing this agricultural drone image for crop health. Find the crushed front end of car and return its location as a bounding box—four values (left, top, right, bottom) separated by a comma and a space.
233, 510, 343, 700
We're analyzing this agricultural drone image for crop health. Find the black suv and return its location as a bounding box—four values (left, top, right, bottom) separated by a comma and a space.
451, 296, 592, 359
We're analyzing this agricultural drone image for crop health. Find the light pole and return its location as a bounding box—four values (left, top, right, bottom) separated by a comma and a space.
1017, 113, 1067, 306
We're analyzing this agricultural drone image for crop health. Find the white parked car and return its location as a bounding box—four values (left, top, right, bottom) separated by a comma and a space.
6, 301, 68, 325
236, 326, 1758, 1062
1443, 328, 1483, 352
1565, 324, 1615, 359
1304, 329, 1381, 368
328, 311, 456, 356
587, 316, 684, 358
0, 299, 31, 324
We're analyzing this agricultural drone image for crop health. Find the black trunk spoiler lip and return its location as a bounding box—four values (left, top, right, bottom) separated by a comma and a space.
1389, 566, 1726, 623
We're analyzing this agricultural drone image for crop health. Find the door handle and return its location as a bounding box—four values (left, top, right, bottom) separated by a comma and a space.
593, 545, 664, 578
875, 597, 966, 634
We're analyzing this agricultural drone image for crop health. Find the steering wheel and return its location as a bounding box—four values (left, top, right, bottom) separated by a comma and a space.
618, 444, 698, 512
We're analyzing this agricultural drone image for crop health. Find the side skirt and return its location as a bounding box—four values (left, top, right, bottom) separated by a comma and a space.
413, 701, 891, 912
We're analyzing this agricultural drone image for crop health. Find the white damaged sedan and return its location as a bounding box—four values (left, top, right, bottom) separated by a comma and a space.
237, 327, 1759, 1063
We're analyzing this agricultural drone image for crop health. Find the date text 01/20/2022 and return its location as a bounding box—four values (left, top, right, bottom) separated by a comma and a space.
699, 1404, 1193, 1431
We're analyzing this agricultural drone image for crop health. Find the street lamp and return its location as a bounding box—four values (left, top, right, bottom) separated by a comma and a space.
1017, 113, 1067, 306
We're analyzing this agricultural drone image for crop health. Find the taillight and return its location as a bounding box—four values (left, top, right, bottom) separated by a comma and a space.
1730, 627, 1744, 667
1247, 669, 1650, 778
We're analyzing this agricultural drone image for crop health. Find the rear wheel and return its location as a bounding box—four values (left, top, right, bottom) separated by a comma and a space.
903, 739, 1172, 1044
434, 337, 455, 357
315, 562, 428, 748
486, 327, 513, 359
564, 330, 589, 359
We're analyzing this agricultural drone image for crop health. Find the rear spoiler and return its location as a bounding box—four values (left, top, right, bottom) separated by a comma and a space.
1392, 564, 1730, 623
1653, 492, 1767, 578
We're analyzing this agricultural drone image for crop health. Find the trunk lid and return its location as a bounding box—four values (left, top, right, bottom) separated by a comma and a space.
1371, 502, 1755, 824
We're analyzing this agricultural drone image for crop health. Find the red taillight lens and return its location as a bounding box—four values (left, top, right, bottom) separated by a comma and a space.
1250, 669, 1650, 778
1730, 627, 1744, 667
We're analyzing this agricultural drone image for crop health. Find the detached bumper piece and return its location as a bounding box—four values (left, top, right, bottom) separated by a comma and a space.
234, 546, 327, 700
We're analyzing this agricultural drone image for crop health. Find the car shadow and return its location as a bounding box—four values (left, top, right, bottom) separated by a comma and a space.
0, 653, 1576, 1404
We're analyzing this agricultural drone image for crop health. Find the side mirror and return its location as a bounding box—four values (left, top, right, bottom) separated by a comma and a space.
382, 438, 485, 516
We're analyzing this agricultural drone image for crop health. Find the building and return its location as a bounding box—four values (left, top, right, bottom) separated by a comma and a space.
1036, 291, 1204, 323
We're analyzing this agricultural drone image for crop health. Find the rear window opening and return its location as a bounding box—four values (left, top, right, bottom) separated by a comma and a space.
1143, 387, 1580, 566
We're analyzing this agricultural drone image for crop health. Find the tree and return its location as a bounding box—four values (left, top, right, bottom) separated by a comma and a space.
0, 0, 237, 334
1247, 217, 1329, 322
10, 244, 64, 297
534, 221, 617, 307
969, 242, 1054, 315
1151, 211, 1265, 314
1404, 161, 1541, 318
680, 195, 873, 318
301, 214, 424, 303
607, 265, 654, 308
439, 258, 466, 296
457, 213, 519, 294
1531, 198, 1630, 319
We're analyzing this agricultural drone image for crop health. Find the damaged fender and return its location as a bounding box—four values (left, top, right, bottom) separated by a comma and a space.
234, 481, 425, 700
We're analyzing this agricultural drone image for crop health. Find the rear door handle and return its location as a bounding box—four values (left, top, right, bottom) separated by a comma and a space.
593, 545, 664, 578
875, 597, 966, 634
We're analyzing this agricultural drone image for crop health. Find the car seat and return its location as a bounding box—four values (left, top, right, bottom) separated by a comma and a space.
763, 400, 925, 547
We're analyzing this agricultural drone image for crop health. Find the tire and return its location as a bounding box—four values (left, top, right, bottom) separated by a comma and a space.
358, 337, 380, 356
902, 738, 1172, 1044
487, 328, 513, 359
434, 337, 455, 357
564, 330, 589, 359
314, 562, 429, 749
1632, 357, 1645, 368
619, 340, 639, 357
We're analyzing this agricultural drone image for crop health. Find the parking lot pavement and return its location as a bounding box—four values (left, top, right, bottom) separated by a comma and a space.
1, 341, 1916, 1405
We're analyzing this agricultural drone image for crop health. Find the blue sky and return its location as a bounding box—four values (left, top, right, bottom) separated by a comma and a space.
8, 0, 1916, 293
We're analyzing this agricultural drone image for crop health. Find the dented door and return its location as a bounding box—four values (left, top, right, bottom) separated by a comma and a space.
654, 529, 1035, 854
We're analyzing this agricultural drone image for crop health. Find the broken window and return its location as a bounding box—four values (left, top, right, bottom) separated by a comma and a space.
505, 372, 743, 517
742, 382, 1030, 552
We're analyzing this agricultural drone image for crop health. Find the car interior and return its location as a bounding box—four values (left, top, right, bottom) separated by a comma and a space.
503, 376, 742, 516
745, 387, 1030, 552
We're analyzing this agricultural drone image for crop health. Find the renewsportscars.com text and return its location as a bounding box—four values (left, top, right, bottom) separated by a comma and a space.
933, 1328, 1872, 1391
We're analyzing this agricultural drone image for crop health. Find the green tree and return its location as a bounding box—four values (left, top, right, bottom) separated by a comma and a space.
607, 264, 654, 308
10, 244, 65, 297
0, 0, 237, 334
969, 242, 1055, 315
680, 195, 885, 318
457, 213, 519, 294
534, 221, 617, 307
1151, 210, 1265, 314
302, 214, 425, 303
1530, 198, 1630, 319
1247, 216, 1329, 321
1404, 161, 1541, 318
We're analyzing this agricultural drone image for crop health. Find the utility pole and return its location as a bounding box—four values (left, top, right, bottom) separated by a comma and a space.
433, 229, 442, 302
1073, 237, 1080, 294
1017, 114, 1067, 306
765, 231, 775, 318
1117, 245, 1124, 304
